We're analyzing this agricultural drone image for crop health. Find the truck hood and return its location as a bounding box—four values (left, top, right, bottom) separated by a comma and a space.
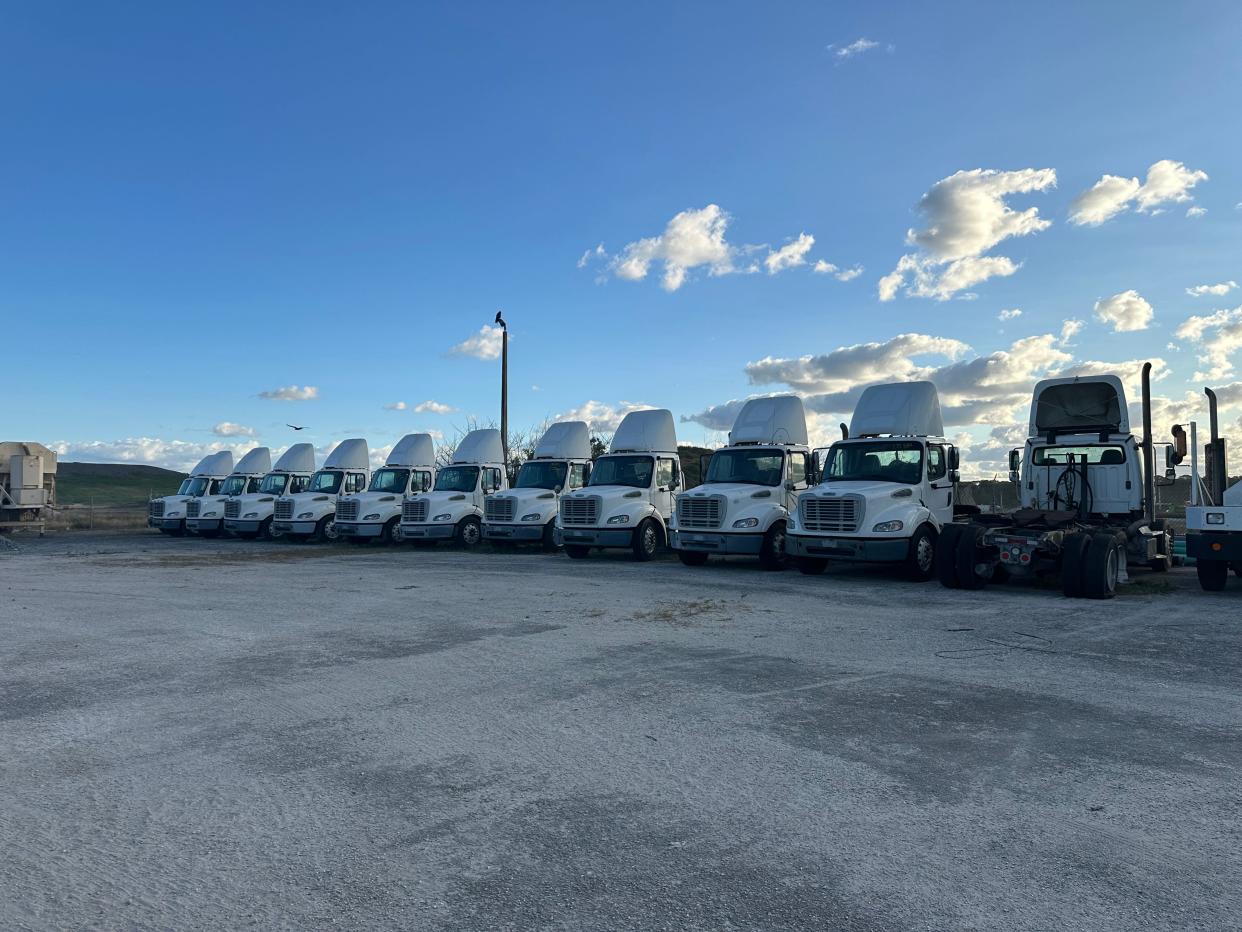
342, 491, 403, 509
280, 492, 338, 515
153, 494, 192, 515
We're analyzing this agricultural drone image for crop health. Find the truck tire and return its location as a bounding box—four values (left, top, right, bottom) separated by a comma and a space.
455, 516, 482, 548
905, 523, 937, 582
678, 550, 709, 567
564, 544, 590, 560
541, 520, 558, 552
794, 556, 827, 575
260, 517, 280, 541
1060, 533, 1090, 598
1197, 559, 1229, 591
935, 524, 964, 588
956, 525, 986, 590
1084, 532, 1125, 599
758, 522, 788, 570
380, 517, 401, 545
632, 519, 660, 561
314, 515, 336, 543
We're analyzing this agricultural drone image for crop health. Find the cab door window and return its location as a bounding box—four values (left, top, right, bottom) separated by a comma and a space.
656, 458, 678, 490
927, 446, 947, 482
788, 452, 808, 487
345, 472, 367, 494
482, 468, 502, 492
569, 463, 587, 488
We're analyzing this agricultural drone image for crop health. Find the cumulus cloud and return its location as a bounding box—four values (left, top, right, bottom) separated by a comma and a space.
813, 260, 864, 281
212, 422, 256, 437
1094, 290, 1154, 332
745, 333, 969, 395
879, 168, 1056, 301
1059, 318, 1084, 346
259, 385, 318, 402
414, 400, 456, 415
1175, 305, 1242, 380
448, 324, 504, 360
1069, 159, 1209, 225
383, 401, 407, 411
1186, 206, 1207, 218
577, 243, 605, 268
829, 38, 880, 60
765, 233, 815, 274
553, 400, 653, 434
1187, 281, 1237, 297
998, 308, 1022, 321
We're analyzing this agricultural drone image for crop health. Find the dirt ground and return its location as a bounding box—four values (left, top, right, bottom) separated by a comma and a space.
2, 530, 1239, 930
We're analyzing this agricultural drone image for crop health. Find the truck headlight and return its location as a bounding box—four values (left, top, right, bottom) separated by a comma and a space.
298, 511, 314, 519
433, 513, 453, 522
244, 512, 259, 519
1206, 512, 1226, 525
732, 517, 759, 528
203, 511, 218, 518
521, 513, 542, 522
364, 513, 381, 520
168, 511, 181, 517
606, 515, 630, 525
872, 520, 904, 533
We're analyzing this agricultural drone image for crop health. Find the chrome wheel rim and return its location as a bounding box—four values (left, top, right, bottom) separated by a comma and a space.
917, 536, 935, 572
643, 526, 657, 553
324, 520, 338, 541
463, 522, 480, 545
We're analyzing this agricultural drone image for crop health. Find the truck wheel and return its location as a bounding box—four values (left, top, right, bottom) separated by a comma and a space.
1197, 559, 1229, 591
564, 544, 590, 560
935, 524, 964, 588
1084, 532, 1125, 599
678, 550, 709, 567
631, 519, 660, 561
956, 525, 986, 590
455, 516, 482, 548
1060, 533, 1090, 598
541, 520, 559, 552
314, 516, 337, 543
260, 517, 279, 541
758, 522, 788, 570
905, 524, 938, 582
795, 556, 827, 575
380, 517, 401, 545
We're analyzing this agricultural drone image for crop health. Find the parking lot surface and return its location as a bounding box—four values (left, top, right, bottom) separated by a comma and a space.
2, 531, 1239, 931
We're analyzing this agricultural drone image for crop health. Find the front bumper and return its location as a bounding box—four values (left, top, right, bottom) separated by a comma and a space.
335, 522, 385, 538
185, 518, 223, 533
1186, 530, 1242, 562
483, 522, 547, 541
786, 532, 908, 562
224, 518, 264, 533
559, 526, 633, 548
272, 520, 319, 535
149, 517, 183, 530
399, 523, 457, 540
670, 529, 763, 555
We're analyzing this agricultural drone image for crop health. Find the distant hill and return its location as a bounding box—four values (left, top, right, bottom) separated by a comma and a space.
56, 462, 187, 505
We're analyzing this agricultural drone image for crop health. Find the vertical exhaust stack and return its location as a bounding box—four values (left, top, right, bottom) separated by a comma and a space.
1205, 387, 1227, 505
1141, 362, 1156, 524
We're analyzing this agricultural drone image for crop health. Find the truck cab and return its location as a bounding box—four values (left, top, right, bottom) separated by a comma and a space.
186, 447, 271, 538
558, 408, 681, 561
224, 443, 316, 540
148, 451, 234, 536
787, 381, 959, 580
335, 433, 435, 544
1185, 387, 1240, 591
273, 438, 370, 542
483, 421, 591, 550
670, 395, 811, 569
400, 428, 506, 547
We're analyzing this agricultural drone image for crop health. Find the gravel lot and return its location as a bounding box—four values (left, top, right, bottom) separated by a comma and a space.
2, 530, 1239, 931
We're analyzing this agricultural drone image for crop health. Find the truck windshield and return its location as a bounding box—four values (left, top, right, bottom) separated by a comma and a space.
706, 448, 783, 486
176, 479, 194, 495
434, 466, 479, 492
1032, 445, 1126, 465
183, 477, 211, 496
308, 470, 343, 494
258, 474, 288, 495
219, 476, 248, 496
515, 461, 568, 490
824, 441, 923, 484
589, 455, 653, 489
369, 468, 410, 493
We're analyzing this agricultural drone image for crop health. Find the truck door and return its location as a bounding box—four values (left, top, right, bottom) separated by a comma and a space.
925, 444, 953, 524
655, 457, 678, 520
785, 451, 809, 514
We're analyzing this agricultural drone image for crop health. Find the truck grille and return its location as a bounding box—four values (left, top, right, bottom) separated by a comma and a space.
149, 500, 165, 518
274, 500, 294, 521
186, 500, 201, 518
224, 500, 240, 519
801, 495, 862, 533
336, 499, 359, 521
403, 499, 428, 523
677, 495, 724, 529
485, 497, 515, 522
560, 496, 599, 526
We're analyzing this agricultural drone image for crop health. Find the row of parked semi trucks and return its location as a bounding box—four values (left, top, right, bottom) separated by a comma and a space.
149, 368, 1241, 597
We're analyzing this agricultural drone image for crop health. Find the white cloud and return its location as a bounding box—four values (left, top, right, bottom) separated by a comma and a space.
765, 233, 814, 274
1175, 305, 1242, 380
998, 308, 1022, 321
448, 324, 504, 360
414, 400, 456, 415
383, 401, 407, 411
745, 332, 969, 395
553, 400, 653, 434
1059, 318, 1084, 346
1069, 159, 1209, 225
1093, 290, 1154, 332
813, 260, 864, 281
829, 38, 880, 61
212, 422, 255, 437
880, 168, 1056, 301
1186, 206, 1207, 218
259, 385, 318, 402
49, 438, 255, 472
577, 243, 605, 268
1187, 281, 1237, 297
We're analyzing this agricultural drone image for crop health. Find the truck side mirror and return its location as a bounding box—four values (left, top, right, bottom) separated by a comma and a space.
1008, 449, 1020, 472
948, 446, 960, 470
949, 469, 960, 484
1170, 425, 1187, 464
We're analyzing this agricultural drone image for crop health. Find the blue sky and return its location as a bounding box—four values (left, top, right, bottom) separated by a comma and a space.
4, 1, 1241, 474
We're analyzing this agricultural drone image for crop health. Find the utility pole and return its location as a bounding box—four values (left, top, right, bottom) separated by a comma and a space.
495, 310, 508, 469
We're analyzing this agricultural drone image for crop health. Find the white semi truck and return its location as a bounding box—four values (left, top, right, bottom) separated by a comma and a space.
558, 408, 681, 561
936, 364, 1176, 599
148, 451, 234, 536
272, 438, 370, 542
671, 395, 812, 569
399, 428, 507, 547
185, 447, 271, 538
1185, 387, 1240, 591
483, 420, 592, 550
335, 433, 436, 544
223, 442, 317, 540
786, 381, 961, 580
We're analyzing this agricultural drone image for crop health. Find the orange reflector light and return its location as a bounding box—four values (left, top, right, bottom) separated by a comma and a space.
1212, 542, 1223, 551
